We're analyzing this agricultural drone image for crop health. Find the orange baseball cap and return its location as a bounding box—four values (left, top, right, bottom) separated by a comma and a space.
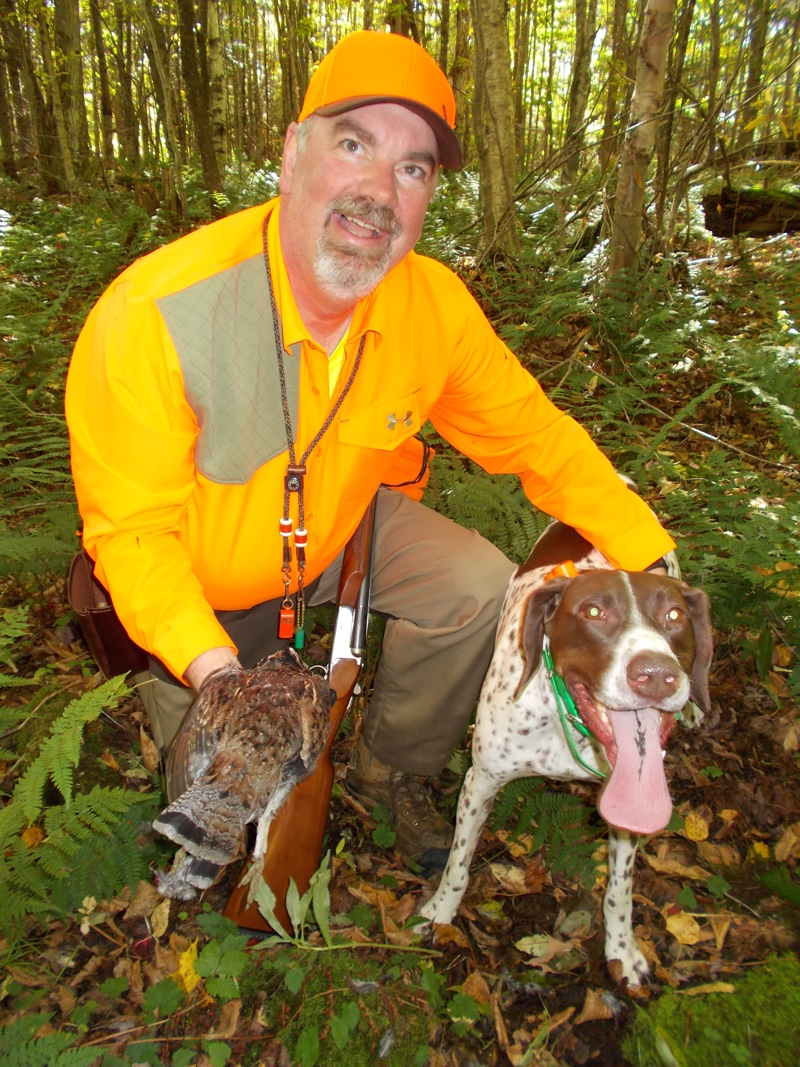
298, 31, 462, 169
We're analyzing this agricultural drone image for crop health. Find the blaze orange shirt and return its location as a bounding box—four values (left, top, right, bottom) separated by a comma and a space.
66, 198, 676, 681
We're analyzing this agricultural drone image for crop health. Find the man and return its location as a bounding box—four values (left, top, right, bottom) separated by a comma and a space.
66, 31, 675, 872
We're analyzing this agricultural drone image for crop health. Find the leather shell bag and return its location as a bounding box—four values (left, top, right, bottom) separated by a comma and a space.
67, 550, 149, 679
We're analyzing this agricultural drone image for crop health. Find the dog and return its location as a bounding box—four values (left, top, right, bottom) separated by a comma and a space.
419, 520, 713, 985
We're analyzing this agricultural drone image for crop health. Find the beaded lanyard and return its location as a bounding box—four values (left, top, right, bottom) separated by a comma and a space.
261, 214, 366, 649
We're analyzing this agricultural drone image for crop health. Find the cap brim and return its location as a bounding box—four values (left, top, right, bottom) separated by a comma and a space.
314, 97, 463, 170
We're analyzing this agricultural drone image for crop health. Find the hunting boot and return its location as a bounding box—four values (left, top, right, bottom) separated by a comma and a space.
345, 737, 453, 874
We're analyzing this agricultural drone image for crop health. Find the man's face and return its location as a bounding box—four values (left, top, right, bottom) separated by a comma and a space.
280, 103, 440, 306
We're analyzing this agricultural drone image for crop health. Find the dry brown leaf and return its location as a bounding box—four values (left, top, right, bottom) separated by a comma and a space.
575, 987, 615, 1024
348, 883, 398, 909
431, 923, 470, 949
388, 892, 417, 926
676, 981, 736, 996
489, 862, 530, 895
154, 941, 179, 976
640, 850, 712, 881
709, 915, 732, 952
775, 823, 800, 863
54, 984, 76, 1015
124, 880, 163, 921
7, 966, 47, 989
719, 808, 739, 824
495, 828, 534, 858
461, 969, 491, 1005
696, 841, 741, 867
139, 726, 160, 773
151, 898, 171, 939
20, 826, 45, 849
100, 749, 121, 772
206, 998, 242, 1039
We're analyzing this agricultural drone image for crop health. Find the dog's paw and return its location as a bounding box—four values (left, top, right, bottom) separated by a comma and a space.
607, 945, 650, 987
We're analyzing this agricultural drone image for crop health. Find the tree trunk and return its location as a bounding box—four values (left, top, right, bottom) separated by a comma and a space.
561, 0, 598, 186
206, 0, 227, 178
450, 0, 471, 156
113, 1, 139, 164
0, 54, 18, 178
653, 0, 695, 242
36, 5, 75, 188
607, 0, 676, 275
141, 0, 187, 214
53, 0, 89, 166
471, 0, 518, 256
737, 0, 771, 150
89, 0, 115, 161
176, 0, 222, 193
598, 0, 630, 172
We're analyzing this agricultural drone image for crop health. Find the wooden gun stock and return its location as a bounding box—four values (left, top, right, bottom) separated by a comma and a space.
223, 497, 378, 932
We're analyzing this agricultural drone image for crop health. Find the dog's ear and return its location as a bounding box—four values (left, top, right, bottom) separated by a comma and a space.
514, 578, 569, 700
680, 585, 714, 714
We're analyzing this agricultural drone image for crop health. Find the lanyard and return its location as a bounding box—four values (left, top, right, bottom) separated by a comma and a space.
261, 213, 365, 649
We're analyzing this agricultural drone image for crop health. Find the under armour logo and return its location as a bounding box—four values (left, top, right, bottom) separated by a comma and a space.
387, 410, 413, 430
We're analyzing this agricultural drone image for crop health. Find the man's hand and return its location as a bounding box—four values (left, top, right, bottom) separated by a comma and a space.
184, 647, 240, 691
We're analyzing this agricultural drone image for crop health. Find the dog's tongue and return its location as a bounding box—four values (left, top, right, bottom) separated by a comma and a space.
598, 707, 672, 835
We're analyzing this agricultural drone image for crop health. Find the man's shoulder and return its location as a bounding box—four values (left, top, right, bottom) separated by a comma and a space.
114, 201, 274, 300
394, 250, 473, 299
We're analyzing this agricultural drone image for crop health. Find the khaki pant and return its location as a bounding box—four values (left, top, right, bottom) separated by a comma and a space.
137, 488, 515, 776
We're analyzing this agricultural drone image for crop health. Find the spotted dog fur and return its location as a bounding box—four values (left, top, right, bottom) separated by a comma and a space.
419, 526, 713, 985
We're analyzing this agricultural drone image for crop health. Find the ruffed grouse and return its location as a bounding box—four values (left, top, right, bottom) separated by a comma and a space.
154, 647, 331, 901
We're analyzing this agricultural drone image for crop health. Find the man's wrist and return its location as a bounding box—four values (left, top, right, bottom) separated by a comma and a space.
184, 647, 240, 691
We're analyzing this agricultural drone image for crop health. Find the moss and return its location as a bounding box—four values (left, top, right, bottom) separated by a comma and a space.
622, 955, 800, 1067
241, 947, 431, 1066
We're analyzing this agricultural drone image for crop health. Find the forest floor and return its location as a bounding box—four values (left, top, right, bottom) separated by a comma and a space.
2, 598, 799, 1066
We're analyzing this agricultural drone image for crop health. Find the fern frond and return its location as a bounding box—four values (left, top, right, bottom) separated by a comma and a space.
13, 677, 131, 821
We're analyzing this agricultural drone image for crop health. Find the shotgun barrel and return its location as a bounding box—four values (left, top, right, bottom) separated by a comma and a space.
223, 496, 378, 932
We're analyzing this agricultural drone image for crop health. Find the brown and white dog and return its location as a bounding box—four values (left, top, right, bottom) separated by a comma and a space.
419, 521, 713, 985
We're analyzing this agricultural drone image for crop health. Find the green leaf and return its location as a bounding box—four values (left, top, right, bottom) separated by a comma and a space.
285, 965, 307, 995
310, 854, 333, 947
706, 875, 731, 900
254, 877, 292, 939
295, 1023, 321, 1067
206, 975, 240, 1001
339, 1000, 360, 1030
677, 885, 698, 909
216, 949, 249, 978
330, 1014, 352, 1050
201, 1039, 232, 1067
372, 823, 397, 848
142, 977, 184, 1018
286, 877, 312, 933
194, 939, 222, 976
172, 1049, 200, 1067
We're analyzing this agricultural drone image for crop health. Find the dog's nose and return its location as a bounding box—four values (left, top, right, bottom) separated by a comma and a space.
626, 652, 681, 704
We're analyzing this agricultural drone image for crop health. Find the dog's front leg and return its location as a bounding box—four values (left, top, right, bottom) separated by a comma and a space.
418, 764, 499, 927
603, 829, 649, 985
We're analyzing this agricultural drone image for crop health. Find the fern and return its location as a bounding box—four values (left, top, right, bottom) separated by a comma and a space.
9, 677, 130, 823
490, 776, 603, 888
0, 1012, 99, 1066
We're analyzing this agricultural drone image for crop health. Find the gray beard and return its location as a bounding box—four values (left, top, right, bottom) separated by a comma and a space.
312, 236, 393, 303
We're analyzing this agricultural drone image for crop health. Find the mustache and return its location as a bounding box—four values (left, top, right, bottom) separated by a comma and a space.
326, 196, 401, 239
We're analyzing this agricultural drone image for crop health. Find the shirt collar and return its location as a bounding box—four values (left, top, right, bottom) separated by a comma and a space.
267, 197, 401, 352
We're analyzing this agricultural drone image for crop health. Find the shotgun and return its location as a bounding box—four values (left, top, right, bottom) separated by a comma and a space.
223, 495, 378, 932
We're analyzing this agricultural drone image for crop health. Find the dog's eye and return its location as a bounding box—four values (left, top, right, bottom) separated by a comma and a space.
666, 608, 683, 622
584, 605, 605, 620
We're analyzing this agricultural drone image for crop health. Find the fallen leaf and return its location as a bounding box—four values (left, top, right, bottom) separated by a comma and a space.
719, 809, 739, 824
696, 841, 740, 867
575, 987, 615, 1023
176, 940, 201, 993
782, 725, 798, 752
139, 726, 160, 773
124, 880, 163, 921
207, 997, 242, 1038
709, 915, 732, 952
675, 981, 735, 996
640, 851, 712, 881
490, 862, 530, 895
21, 826, 45, 849
151, 899, 170, 939
749, 842, 771, 861
495, 829, 534, 858
100, 749, 121, 772
462, 969, 491, 1005
775, 823, 800, 863
684, 811, 710, 842
54, 984, 76, 1015
665, 910, 702, 946
431, 923, 470, 949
